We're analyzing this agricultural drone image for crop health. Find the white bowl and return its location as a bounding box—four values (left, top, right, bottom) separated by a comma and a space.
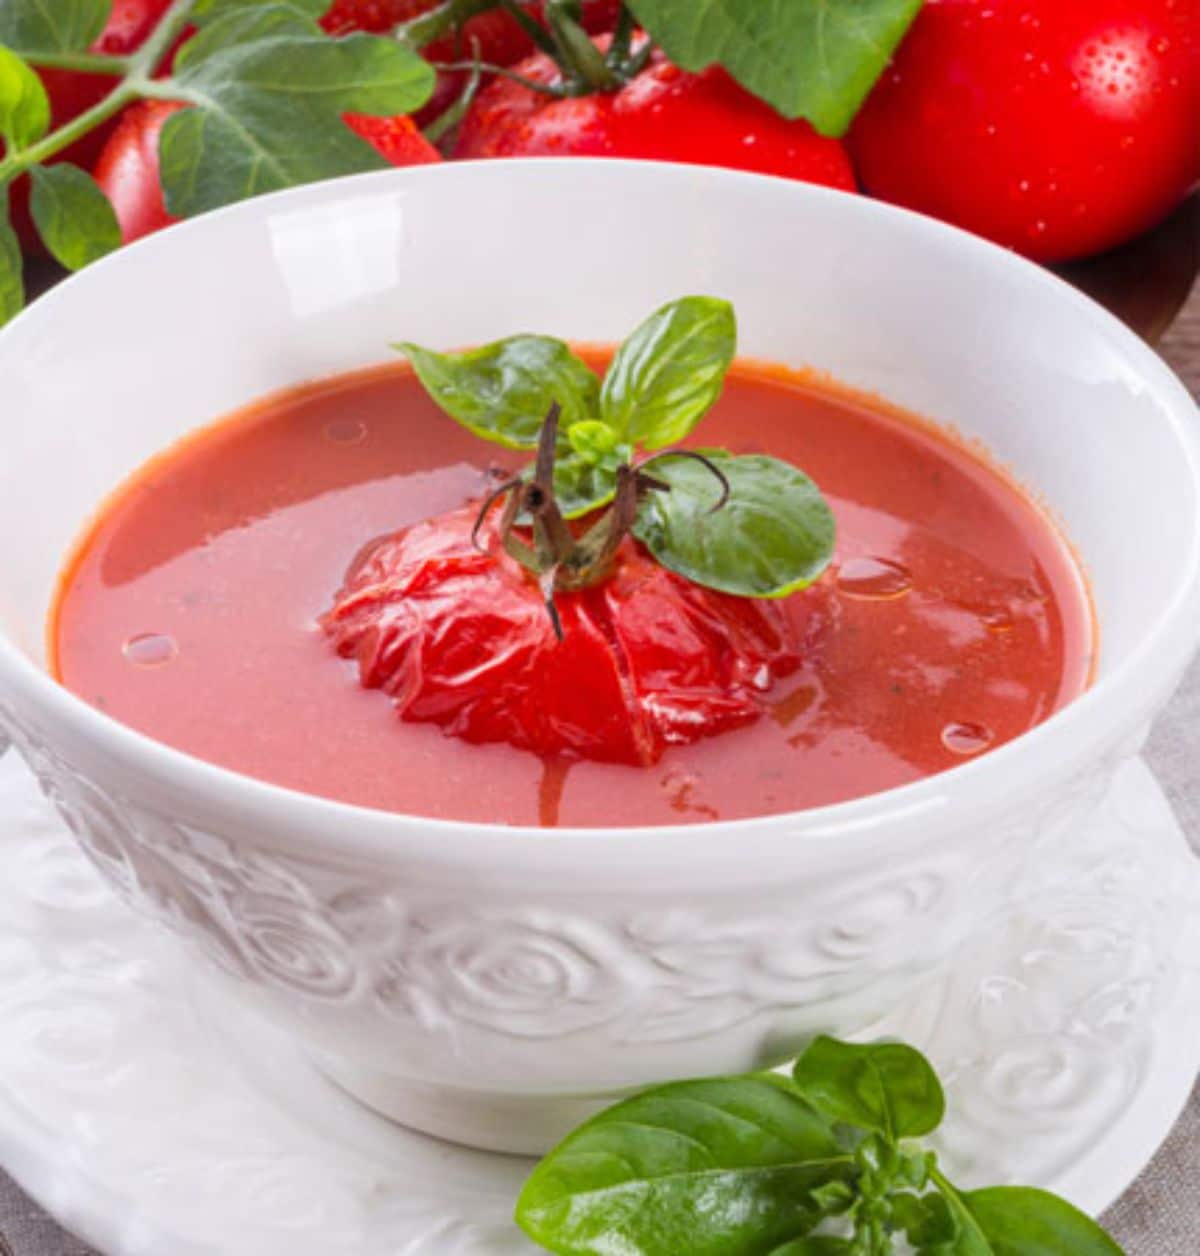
0, 161, 1197, 1154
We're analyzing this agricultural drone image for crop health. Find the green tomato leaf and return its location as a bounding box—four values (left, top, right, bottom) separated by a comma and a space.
159, 6, 434, 217
191, 0, 327, 22
516, 1073, 850, 1256
768, 1240, 854, 1255
395, 336, 601, 450
625, 0, 923, 137
0, 210, 23, 327
0, 0, 110, 55
632, 451, 835, 599
29, 163, 120, 270
600, 295, 736, 449
793, 1037, 945, 1141
0, 44, 49, 150
927, 1184, 1125, 1256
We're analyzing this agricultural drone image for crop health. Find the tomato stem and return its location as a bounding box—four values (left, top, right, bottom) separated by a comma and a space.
20, 51, 133, 76
473, 403, 730, 637
545, 0, 619, 93
394, 0, 497, 50
422, 43, 486, 145
497, 0, 558, 58
607, 3, 635, 68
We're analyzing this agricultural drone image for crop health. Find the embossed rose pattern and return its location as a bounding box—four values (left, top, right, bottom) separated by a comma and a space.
0, 702, 1151, 1052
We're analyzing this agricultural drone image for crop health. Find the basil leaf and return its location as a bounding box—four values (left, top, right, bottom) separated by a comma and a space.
553, 448, 624, 518
633, 451, 835, 599
892, 1189, 958, 1247
396, 336, 601, 450
159, 8, 434, 217
926, 1179, 1124, 1255
0, 0, 110, 55
29, 164, 120, 270
626, 0, 922, 137
600, 295, 735, 449
516, 1073, 850, 1256
793, 1037, 945, 1141
0, 211, 23, 327
0, 44, 49, 150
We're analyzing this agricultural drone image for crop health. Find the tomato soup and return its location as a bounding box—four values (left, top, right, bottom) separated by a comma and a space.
51, 359, 1092, 826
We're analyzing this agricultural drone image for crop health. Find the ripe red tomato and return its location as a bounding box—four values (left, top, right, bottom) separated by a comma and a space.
322, 504, 823, 766
9, 0, 172, 251
321, 1, 622, 124
455, 38, 857, 191
850, 0, 1200, 262
94, 100, 440, 245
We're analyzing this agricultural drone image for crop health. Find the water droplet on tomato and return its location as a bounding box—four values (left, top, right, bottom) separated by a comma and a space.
837, 557, 913, 601
325, 417, 367, 445
1152, 36, 1171, 55
942, 721, 994, 755
122, 633, 178, 667
1028, 220, 1048, 238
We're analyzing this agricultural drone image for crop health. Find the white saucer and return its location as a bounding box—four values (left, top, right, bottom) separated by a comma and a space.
0, 750, 1196, 1256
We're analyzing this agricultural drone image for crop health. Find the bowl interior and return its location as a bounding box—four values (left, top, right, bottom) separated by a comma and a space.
0, 161, 1196, 704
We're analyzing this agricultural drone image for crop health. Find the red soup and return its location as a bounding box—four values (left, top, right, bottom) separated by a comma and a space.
51, 358, 1093, 826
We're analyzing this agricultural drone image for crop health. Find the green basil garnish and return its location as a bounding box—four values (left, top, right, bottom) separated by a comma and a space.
397, 297, 837, 600
792, 1036, 946, 1141
516, 1073, 850, 1256
599, 295, 736, 449
396, 336, 602, 449
931, 1180, 1124, 1255
515, 1035, 1126, 1256
633, 451, 835, 598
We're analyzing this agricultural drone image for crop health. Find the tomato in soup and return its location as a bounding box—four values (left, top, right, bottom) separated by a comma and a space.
51, 358, 1092, 826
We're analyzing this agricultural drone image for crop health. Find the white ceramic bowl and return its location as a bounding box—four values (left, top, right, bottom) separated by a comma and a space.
0, 161, 1197, 1154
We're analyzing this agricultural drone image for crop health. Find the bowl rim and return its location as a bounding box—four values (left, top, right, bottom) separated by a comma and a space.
1, 157, 1198, 866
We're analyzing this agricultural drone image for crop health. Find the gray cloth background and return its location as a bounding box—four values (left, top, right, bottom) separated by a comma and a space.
2, 296, 1197, 1255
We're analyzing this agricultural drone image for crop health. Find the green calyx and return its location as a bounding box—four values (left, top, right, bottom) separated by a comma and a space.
394, 294, 838, 623
514, 1034, 1127, 1256
431, 0, 651, 100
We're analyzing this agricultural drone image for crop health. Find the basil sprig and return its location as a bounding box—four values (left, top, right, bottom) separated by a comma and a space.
516, 1035, 1125, 1256
394, 298, 834, 602
0, 0, 434, 322
396, 295, 836, 601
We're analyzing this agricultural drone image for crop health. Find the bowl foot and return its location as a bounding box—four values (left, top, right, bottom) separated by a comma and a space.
310, 1058, 620, 1155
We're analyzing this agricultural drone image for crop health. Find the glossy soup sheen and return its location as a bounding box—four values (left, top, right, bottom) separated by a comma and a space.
52, 356, 1093, 827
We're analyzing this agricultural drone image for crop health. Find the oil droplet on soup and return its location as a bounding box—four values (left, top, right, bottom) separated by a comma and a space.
836, 556, 914, 601
51, 357, 1093, 827
941, 721, 995, 755
121, 633, 178, 667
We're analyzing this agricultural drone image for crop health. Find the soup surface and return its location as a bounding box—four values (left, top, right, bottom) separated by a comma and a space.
52, 358, 1092, 826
